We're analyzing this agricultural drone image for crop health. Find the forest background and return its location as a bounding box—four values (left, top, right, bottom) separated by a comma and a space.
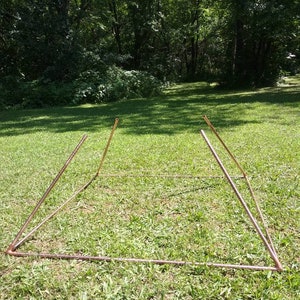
0, 0, 299, 109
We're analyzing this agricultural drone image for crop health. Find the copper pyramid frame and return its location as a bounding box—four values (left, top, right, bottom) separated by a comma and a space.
6, 117, 283, 272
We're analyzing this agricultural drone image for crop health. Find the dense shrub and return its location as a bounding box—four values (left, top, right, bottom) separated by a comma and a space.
73, 66, 162, 104
0, 77, 74, 109
19, 81, 74, 108
0, 66, 162, 109
0, 76, 23, 108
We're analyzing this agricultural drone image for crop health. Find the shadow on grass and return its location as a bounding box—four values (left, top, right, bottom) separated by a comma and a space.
0, 82, 299, 137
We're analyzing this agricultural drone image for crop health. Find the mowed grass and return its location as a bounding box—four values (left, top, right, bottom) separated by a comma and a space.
0, 77, 299, 299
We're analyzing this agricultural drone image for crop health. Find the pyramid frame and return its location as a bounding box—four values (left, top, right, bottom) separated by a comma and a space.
6, 117, 283, 272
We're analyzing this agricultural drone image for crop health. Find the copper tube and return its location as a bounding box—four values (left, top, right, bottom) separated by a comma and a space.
6, 134, 88, 252
200, 130, 283, 271
96, 118, 119, 176
97, 173, 243, 179
203, 115, 278, 257
203, 115, 245, 176
6, 250, 279, 271
244, 175, 278, 257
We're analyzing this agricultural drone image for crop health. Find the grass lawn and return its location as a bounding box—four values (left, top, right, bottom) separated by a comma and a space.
0, 76, 299, 299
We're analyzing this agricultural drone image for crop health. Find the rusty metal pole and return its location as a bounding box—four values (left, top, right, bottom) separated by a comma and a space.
6, 134, 88, 253
200, 130, 283, 271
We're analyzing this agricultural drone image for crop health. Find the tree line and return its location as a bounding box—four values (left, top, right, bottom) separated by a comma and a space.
0, 0, 299, 108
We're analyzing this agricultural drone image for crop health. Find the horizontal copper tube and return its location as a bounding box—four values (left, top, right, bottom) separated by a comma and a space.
6, 250, 280, 272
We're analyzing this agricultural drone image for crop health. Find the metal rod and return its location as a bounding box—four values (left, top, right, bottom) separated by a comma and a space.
200, 130, 283, 271
96, 118, 119, 177
6, 250, 280, 271
244, 176, 278, 257
203, 115, 245, 176
203, 115, 278, 256
97, 173, 243, 179
6, 134, 88, 252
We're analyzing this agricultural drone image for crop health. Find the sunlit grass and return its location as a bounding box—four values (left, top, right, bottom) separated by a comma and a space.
0, 77, 299, 299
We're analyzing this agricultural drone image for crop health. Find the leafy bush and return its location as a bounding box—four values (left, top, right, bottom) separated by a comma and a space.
73, 70, 105, 104
0, 76, 23, 109
19, 81, 74, 108
0, 66, 162, 109
73, 66, 162, 104
0, 76, 74, 109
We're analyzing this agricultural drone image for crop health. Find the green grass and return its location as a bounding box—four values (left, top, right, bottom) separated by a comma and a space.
0, 77, 299, 299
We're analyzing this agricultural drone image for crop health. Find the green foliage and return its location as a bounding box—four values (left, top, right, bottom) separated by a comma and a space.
0, 77, 74, 109
0, 76, 22, 108
73, 66, 162, 104
0, 68, 162, 109
0, 0, 299, 107
20, 81, 74, 108
219, 0, 300, 87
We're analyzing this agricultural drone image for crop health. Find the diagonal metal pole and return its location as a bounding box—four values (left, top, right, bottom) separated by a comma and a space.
96, 118, 119, 177
200, 130, 283, 271
6, 134, 88, 253
202, 115, 278, 257
203, 115, 245, 175
243, 175, 278, 256
10, 119, 119, 251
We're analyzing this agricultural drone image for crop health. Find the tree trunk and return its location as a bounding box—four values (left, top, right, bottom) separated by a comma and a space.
109, 0, 122, 54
